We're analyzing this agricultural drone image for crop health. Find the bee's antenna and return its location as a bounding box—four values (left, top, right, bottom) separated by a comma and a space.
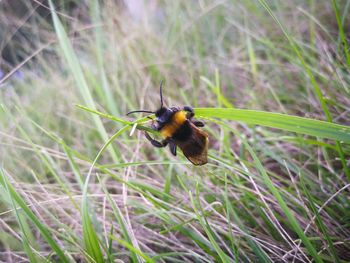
159, 80, 164, 108
126, 110, 154, 115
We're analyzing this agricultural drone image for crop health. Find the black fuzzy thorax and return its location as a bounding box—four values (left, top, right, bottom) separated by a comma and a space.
172, 120, 192, 141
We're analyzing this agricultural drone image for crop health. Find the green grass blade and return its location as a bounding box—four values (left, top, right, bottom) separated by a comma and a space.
245, 15, 258, 78
189, 184, 231, 262
257, 0, 350, 180
99, 177, 139, 262
81, 126, 129, 262
300, 175, 340, 263
223, 175, 271, 262
195, 108, 350, 143
163, 165, 173, 201
62, 143, 84, 190
81, 204, 104, 263
332, 0, 350, 67
28, 118, 85, 190
89, 0, 119, 116
200, 74, 234, 108
257, 0, 331, 120
79, 105, 350, 143
0, 169, 70, 263
14, 115, 80, 210
48, 0, 120, 163
110, 237, 155, 263
238, 138, 323, 263
3, 175, 40, 263
76, 104, 155, 133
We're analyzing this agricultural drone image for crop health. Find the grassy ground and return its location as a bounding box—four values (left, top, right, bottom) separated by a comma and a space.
1, 0, 350, 262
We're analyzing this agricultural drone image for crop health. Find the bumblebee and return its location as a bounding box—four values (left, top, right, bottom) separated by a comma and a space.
127, 82, 209, 165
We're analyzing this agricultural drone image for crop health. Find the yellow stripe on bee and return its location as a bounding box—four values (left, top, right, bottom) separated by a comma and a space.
160, 110, 187, 138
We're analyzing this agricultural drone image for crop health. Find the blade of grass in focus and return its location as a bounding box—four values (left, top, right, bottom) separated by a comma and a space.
76, 104, 158, 134
195, 108, 350, 143
77, 105, 350, 143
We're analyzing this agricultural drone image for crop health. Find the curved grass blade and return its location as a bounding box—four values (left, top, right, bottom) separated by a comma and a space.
81, 126, 130, 263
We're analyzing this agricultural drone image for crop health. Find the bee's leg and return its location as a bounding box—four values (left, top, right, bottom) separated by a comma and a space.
184, 106, 204, 127
192, 120, 205, 127
145, 132, 168, 147
183, 106, 193, 112
147, 117, 157, 130
183, 106, 194, 119
168, 140, 177, 156
147, 116, 162, 131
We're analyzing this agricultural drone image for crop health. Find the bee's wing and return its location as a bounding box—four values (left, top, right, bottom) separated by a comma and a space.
177, 124, 209, 165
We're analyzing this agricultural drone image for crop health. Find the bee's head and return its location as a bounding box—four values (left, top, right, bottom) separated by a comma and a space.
155, 107, 173, 124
